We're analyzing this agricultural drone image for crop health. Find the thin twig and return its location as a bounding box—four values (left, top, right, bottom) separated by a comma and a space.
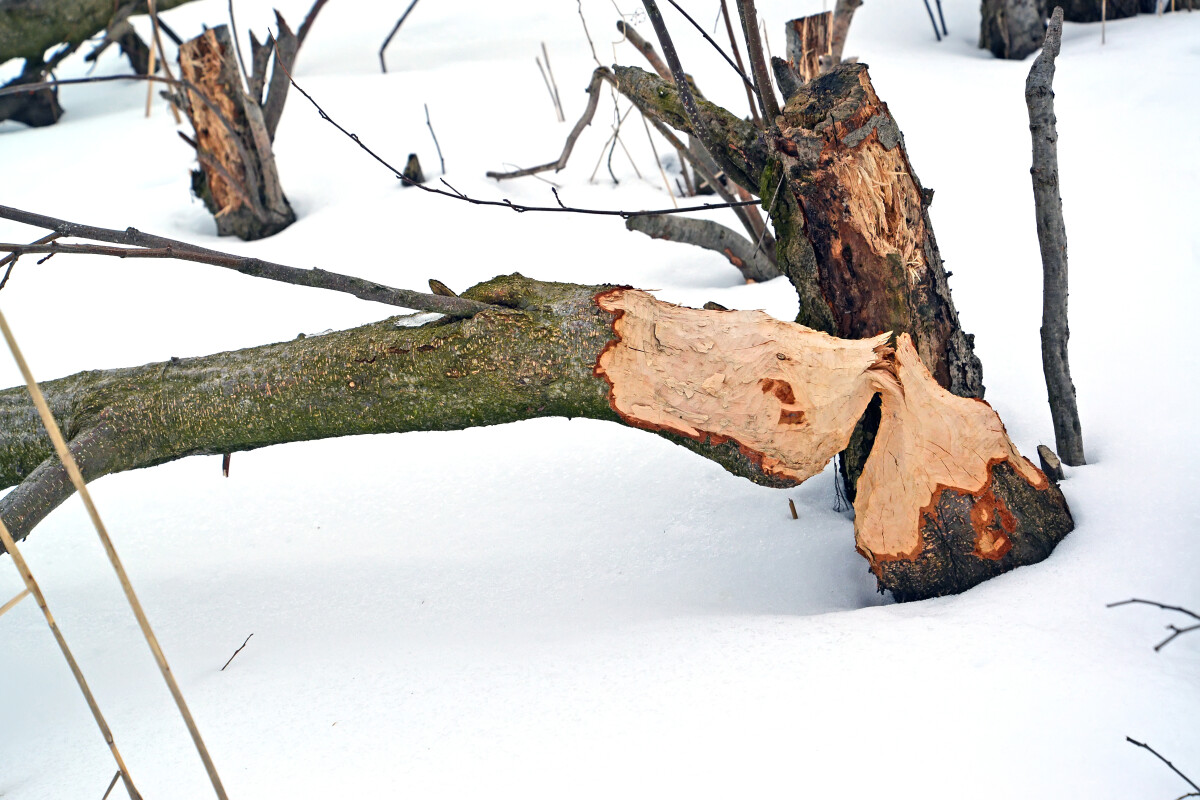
535, 56, 564, 122
1126, 738, 1200, 795
380, 0, 421, 74
100, 770, 122, 800
220, 633, 253, 670
753, 172, 785, 255
1108, 598, 1200, 651
643, 113, 677, 207
663, 0, 756, 96
541, 42, 564, 122
296, 0, 331, 49
0, 207, 495, 318
922, 0, 943, 41
720, 0, 761, 125
577, 0, 602, 67
733, 0, 780, 121
424, 103, 445, 174
280, 65, 762, 218
0, 232, 59, 291
640, 0, 755, 191
0, 587, 30, 618
147, 0, 183, 124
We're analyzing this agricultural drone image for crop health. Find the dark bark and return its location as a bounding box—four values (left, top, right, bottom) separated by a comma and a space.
0, 0, 196, 66
1026, 8, 1084, 466
830, 0, 864, 65
1059, 0, 1139, 19
0, 62, 64, 128
979, 0, 1048, 60
176, 26, 295, 240
625, 214, 780, 283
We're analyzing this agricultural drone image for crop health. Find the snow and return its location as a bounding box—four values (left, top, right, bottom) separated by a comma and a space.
1, 0, 1197, 797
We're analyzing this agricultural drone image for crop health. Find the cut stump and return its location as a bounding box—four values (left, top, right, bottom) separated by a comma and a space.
595, 289, 1073, 600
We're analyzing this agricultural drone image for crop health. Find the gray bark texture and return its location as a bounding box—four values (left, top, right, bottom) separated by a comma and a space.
625, 214, 780, 283
0, 274, 1073, 602
1026, 8, 1085, 466
829, 0, 864, 66
980, 0, 1048, 59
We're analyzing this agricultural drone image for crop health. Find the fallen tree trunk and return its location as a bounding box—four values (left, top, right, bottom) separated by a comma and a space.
0, 0, 196, 65
0, 275, 1072, 601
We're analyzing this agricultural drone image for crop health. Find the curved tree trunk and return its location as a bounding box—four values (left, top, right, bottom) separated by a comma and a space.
0, 275, 1072, 602
0, 0, 196, 65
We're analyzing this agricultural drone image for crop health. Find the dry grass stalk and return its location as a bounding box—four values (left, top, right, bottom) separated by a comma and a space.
0, 308, 229, 800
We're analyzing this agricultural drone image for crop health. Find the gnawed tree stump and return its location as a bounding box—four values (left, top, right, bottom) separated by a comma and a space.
177, 26, 295, 240
596, 289, 1071, 600
0, 275, 1072, 601
616, 61, 983, 495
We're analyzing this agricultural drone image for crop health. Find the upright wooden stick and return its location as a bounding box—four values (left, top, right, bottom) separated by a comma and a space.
0, 515, 142, 800
1026, 8, 1085, 466
0, 309, 229, 800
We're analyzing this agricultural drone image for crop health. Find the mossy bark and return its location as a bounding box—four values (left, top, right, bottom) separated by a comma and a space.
0, 0, 196, 66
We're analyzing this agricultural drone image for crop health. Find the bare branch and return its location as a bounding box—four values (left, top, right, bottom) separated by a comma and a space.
625, 214, 778, 282
0, 206, 494, 318
829, 0, 864, 68
615, 20, 671, 80
1108, 598, 1200, 651
425, 103, 445, 174
1126, 738, 1200, 796
380, 0, 421, 74
280, 65, 762, 218
639, 0, 758, 190
733, 0, 781, 121
660, 0, 757, 101
296, 0, 331, 49
719, 0, 761, 124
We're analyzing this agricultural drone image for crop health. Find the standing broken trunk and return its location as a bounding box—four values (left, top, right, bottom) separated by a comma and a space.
176, 26, 295, 240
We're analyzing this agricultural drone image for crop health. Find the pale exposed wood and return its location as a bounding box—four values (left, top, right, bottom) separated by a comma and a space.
786, 12, 832, 84
854, 334, 1045, 564
595, 290, 1056, 591
596, 289, 888, 484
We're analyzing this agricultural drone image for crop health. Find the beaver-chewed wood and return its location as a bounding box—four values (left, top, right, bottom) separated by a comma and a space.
595, 289, 1073, 599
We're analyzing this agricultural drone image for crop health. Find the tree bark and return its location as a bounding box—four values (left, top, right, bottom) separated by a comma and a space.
829, 0, 864, 66
0, 275, 1072, 601
176, 26, 295, 240
0, 0, 196, 66
785, 12, 832, 85
979, 0, 1048, 60
616, 61, 984, 495
625, 214, 779, 283
1026, 9, 1084, 466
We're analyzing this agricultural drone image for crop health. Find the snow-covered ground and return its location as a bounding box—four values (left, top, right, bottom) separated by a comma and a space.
1, 1, 1197, 796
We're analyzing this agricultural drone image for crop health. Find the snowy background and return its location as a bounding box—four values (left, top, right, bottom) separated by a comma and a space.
1, 0, 1197, 797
